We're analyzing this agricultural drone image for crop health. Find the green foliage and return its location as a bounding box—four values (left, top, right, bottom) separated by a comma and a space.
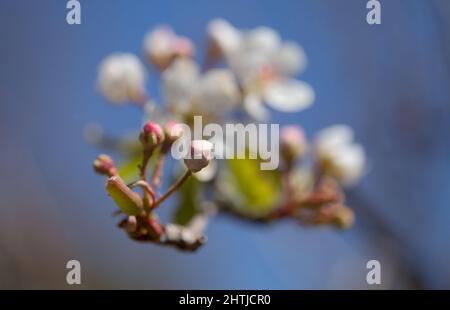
118, 153, 142, 183
118, 149, 160, 183
106, 177, 142, 215
223, 157, 281, 216
173, 176, 201, 225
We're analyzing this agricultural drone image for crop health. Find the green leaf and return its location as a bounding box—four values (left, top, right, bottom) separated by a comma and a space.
117, 149, 160, 183
173, 176, 201, 225
106, 176, 142, 215
223, 157, 281, 216
117, 153, 142, 183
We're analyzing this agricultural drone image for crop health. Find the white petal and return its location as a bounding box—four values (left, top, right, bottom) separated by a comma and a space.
162, 58, 199, 113
230, 27, 280, 82
264, 79, 314, 112
314, 124, 354, 153
143, 27, 194, 68
187, 213, 209, 235
165, 224, 182, 241
333, 144, 366, 186
97, 53, 147, 104
181, 228, 197, 244
227, 50, 263, 84
244, 94, 270, 121
207, 18, 242, 55
143, 26, 175, 61
195, 69, 240, 114
314, 125, 366, 186
245, 26, 281, 53
193, 159, 218, 182
273, 41, 307, 76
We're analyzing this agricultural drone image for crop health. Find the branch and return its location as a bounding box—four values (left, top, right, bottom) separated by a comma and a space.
151, 154, 166, 187
153, 170, 192, 208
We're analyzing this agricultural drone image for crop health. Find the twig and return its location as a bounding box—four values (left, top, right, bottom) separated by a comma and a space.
139, 149, 153, 180
151, 154, 166, 187
153, 170, 192, 208
130, 180, 156, 211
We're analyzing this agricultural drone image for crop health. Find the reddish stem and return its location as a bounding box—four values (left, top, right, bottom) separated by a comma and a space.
130, 180, 156, 211
153, 170, 192, 208
151, 154, 166, 187
139, 149, 153, 180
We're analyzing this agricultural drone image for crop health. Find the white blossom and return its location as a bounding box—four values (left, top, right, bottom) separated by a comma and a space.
162, 58, 199, 114
207, 18, 242, 56
314, 125, 366, 186
143, 27, 175, 67
162, 58, 239, 117
211, 20, 313, 119
143, 26, 194, 69
245, 26, 280, 54
264, 79, 314, 112
273, 41, 307, 76
97, 53, 147, 104
195, 69, 240, 114
243, 94, 270, 121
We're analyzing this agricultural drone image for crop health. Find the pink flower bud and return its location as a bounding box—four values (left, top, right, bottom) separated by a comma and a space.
280, 125, 306, 163
161, 121, 184, 153
184, 140, 214, 173
139, 121, 165, 149
93, 154, 117, 177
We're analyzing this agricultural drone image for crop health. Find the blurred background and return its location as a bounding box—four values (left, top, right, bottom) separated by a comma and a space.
1, 0, 450, 289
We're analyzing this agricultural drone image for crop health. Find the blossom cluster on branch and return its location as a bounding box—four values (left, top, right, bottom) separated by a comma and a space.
90, 19, 367, 252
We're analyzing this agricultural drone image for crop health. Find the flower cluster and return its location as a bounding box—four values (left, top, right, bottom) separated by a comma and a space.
94, 121, 213, 251
91, 19, 367, 252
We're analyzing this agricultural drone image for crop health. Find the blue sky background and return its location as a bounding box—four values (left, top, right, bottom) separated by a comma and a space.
1, 0, 450, 289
